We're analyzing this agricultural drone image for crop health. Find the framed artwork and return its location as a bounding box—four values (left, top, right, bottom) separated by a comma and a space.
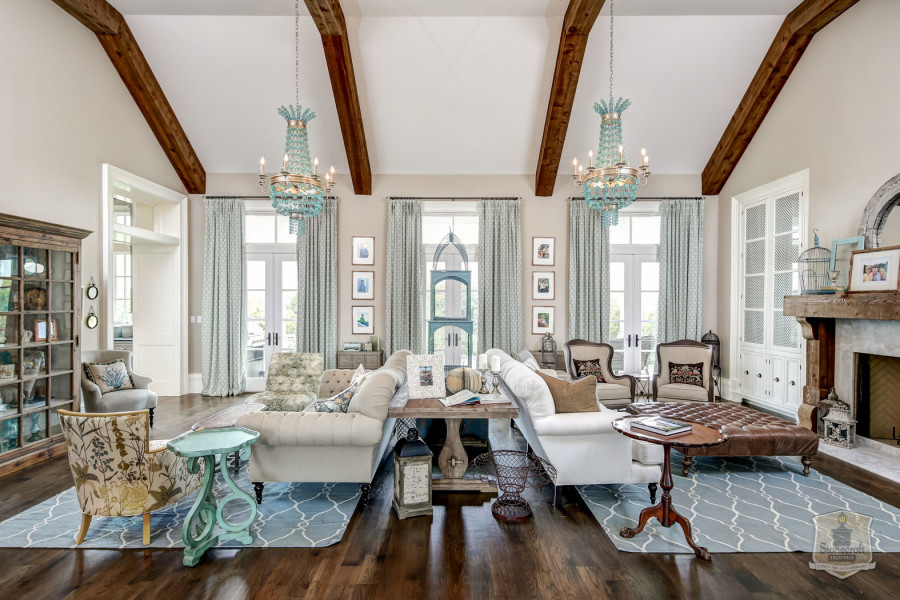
532, 237, 555, 266
406, 354, 446, 400
532, 306, 555, 335
532, 271, 555, 300
34, 318, 58, 343
830, 236, 865, 288
352, 271, 374, 300
847, 245, 900, 293
352, 236, 375, 265
351, 306, 375, 334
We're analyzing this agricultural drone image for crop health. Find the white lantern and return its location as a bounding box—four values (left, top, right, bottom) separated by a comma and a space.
823, 401, 856, 448
392, 429, 433, 519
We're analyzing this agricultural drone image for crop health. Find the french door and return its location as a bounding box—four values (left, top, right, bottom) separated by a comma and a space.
609, 254, 659, 375
245, 253, 297, 392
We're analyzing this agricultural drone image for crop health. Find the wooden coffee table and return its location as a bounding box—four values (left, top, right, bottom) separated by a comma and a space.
612, 417, 726, 561
388, 395, 519, 492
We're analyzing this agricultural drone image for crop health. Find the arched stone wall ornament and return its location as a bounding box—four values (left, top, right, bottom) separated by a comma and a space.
858, 172, 900, 248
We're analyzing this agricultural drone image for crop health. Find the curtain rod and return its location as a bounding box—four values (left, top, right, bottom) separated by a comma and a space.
388, 196, 519, 201
205, 195, 339, 201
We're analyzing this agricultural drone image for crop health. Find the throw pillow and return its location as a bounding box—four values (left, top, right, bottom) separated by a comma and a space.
305, 380, 360, 414
535, 370, 599, 414
350, 363, 368, 385
669, 362, 704, 387
572, 358, 605, 383
83, 359, 135, 394
514, 349, 541, 371
446, 367, 481, 394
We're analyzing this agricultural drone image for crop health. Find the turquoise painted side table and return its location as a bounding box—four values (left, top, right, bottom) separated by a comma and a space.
167, 427, 260, 567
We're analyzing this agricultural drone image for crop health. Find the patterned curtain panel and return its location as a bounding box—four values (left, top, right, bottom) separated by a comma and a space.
478, 199, 523, 353
296, 198, 337, 369
385, 198, 424, 355
568, 200, 609, 342
201, 197, 246, 396
658, 198, 705, 343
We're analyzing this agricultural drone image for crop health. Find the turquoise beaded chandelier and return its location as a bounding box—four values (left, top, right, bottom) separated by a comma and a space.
573, 0, 650, 226
258, 0, 334, 235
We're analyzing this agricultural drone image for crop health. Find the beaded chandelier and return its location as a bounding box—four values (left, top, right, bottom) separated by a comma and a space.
258, 0, 334, 235
573, 0, 650, 226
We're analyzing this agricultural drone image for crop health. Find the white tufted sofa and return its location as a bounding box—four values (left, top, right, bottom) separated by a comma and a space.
236, 350, 410, 504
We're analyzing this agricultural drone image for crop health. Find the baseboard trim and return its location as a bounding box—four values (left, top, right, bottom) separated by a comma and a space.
188, 373, 203, 394
718, 378, 741, 402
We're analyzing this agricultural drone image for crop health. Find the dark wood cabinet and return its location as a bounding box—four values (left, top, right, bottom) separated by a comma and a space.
337, 350, 384, 370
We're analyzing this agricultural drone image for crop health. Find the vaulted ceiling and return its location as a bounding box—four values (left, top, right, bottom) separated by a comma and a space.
104, 0, 807, 186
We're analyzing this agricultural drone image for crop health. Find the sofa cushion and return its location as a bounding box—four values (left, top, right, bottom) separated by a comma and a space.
486, 349, 556, 421
657, 383, 708, 402
347, 350, 411, 421
595, 383, 632, 400
259, 391, 317, 412
536, 370, 599, 414
446, 367, 481, 394
632, 440, 664, 465
572, 358, 605, 383
83, 359, 134, 394
669, 362, 704, 387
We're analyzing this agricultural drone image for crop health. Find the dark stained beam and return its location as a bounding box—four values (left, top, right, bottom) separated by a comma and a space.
305, 1, 372, 195
51, 0, 206, 194
535, 0, 605, 197
701, 0, 860, 195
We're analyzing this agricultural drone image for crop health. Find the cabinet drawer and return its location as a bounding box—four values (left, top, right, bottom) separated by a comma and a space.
362, 354, 380, 369
337, 353, 355, 368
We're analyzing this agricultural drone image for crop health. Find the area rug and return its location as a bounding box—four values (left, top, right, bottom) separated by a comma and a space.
577, 455, 900, 554
0, 464, 360, 549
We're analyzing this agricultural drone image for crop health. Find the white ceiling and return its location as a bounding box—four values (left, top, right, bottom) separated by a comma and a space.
116, 1, 803, 178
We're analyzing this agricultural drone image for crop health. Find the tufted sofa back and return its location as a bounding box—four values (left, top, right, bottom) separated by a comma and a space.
266, 353, 323, 395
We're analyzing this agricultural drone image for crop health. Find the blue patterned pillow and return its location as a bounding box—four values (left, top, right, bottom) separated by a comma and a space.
306, 381, 359, 414
83, 359, 135, 394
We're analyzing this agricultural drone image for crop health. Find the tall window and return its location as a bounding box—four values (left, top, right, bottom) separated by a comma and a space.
113, 251, 132, 325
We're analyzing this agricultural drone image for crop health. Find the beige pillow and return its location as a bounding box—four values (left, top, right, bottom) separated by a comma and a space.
535, 370, 598, 414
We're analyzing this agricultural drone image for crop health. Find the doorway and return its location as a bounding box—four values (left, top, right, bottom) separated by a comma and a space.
245, 253, 298, 392
609, 253, 659, 374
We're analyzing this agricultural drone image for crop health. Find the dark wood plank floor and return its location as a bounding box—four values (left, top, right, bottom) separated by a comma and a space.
1, 394, 898, 599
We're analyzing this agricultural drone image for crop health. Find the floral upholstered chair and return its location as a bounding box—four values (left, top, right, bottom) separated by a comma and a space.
58, 409, 204, 545
247, 352, 324, 412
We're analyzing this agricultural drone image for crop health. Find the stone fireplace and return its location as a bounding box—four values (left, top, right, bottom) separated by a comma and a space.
855, 353, 900, 443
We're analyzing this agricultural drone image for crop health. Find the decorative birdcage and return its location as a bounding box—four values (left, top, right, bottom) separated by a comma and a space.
700, 330, 720, 371
798, 229, 832, 294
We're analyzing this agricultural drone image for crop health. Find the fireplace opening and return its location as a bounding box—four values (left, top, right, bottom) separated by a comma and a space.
856, 353, 900, 446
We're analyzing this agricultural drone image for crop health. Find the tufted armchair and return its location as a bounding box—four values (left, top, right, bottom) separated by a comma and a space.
653, 340, 715, 403
58, 409, 204, 545
81, 350, 158, 426
246, 352, 324, 411
563, 339, 635, 409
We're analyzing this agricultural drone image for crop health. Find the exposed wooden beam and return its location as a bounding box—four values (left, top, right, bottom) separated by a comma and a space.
535, 0, 605, 197
305, 1, 372, 195
51, 0, 206, 194
701, 0, 860, 195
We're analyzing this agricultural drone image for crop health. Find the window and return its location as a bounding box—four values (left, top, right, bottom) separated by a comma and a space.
609, 215, 661, 245
245, 214, 296, 244
113, 251, 132, 325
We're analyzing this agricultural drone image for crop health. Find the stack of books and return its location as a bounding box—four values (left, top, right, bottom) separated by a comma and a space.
440, 391, 510, 407
630, 416, 692, 437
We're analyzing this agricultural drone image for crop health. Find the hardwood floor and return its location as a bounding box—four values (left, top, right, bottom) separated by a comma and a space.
1, 394, 898, 599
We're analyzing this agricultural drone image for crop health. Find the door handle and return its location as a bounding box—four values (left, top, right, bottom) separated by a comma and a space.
274, 332, 279, 346
627, 334, 632, 348
447, 334, 451, 346
266, 332, 272, 345
455, 333, 459, 345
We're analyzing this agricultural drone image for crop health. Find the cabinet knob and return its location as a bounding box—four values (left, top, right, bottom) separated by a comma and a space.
744, 370, 749, 375
790, 380, 796, 386
774, 377, 780, 382
757, 373, 762, 378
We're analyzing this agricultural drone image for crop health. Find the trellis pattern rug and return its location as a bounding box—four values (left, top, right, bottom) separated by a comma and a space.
578, 455, 900, 554
0, 465, 360, 549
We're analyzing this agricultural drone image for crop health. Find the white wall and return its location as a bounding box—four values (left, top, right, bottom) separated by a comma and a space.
716, 0, 900, 379
0, 0, 184, 352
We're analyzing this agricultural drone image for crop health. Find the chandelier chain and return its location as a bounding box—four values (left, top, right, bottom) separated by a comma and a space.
609, 0, 614, 99
294, 0, 300, 107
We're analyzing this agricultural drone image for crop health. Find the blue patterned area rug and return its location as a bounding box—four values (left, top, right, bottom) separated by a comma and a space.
578, 455, 900, 554
0, 464, 360, 549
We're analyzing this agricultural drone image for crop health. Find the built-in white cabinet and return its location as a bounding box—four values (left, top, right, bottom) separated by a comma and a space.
732, 171, 808, 416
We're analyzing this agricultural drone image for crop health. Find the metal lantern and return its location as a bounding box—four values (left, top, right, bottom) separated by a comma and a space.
816, 387, 840, 437
541, 332, 557, 369
823, 401, 856, 448
392, 428, 433, 519
798, 229, 833, 294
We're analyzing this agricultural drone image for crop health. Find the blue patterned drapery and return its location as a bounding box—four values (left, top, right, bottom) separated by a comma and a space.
201, 197, 246, 396
658, 198, 705, 343
568, 199, 610, 342
385, 198, 424, 355
296, 198, 337, 369
478, 199, 523, 354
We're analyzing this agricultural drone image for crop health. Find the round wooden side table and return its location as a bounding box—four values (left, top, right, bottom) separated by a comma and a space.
612, 417, 726, 561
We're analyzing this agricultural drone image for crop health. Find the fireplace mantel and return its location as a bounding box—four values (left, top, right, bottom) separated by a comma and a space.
782, 292, 900, 430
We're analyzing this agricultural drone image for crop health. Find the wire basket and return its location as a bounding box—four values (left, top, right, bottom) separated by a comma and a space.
472, 451, 557, 521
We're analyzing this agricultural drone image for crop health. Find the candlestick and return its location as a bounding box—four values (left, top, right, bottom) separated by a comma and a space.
491, 369, 501, 394
478, 369, 490, 394
572, 157, 577, 176
618, 145, 624, 163
314, 157, 319, 175
578, 164, 583, 182
259, 156, 266, 176
589, 150, 594, 168
282, 153, 289, 172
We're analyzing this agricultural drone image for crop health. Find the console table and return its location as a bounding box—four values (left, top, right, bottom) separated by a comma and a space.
337, 350, 383, 370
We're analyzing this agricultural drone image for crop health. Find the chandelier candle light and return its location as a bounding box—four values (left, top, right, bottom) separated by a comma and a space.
258, 0, 335, 235
573, 0, 650, 226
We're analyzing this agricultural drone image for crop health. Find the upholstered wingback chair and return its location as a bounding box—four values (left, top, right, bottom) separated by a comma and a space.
563, 339, 634, 409
81, 350, 158, 425
58, 409, 204, 545
653, 339, 715, 403
246, 352, 324, 411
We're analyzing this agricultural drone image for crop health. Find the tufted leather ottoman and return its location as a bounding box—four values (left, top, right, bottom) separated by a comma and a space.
626, 402, 818, 476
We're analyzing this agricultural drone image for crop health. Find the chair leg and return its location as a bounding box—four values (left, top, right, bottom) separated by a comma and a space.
253, 482, 265, 505
554, 485, 564, 508
75, 514, 92, 545
142, 513, 151, 545
648, 483, 658, 504
148, 408, 155, 428
360, 483, 371, 505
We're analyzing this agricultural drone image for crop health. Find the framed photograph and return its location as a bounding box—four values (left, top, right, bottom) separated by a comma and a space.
532, 306, 555, 335
406, 354, 446, 399
352, 271, 374, 300
33, 318, 58, 342
830, 236, 865, 288
351, 306, 375, 334
352, 236, 375, 265
532, 237, 555, 266
532, 271, 555, 300
847, 245, 900, 293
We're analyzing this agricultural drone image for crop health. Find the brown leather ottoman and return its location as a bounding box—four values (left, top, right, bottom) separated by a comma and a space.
626, 402, 818, 476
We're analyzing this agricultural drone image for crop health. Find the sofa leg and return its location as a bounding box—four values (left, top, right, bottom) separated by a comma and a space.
801, 455, 813, 476
360, 483, 371, 505
253, 482, 264, 505
148, 408, 155, 428
553, 485, 564, 508
648, 483, 658, 504
682, 456, 693, 476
